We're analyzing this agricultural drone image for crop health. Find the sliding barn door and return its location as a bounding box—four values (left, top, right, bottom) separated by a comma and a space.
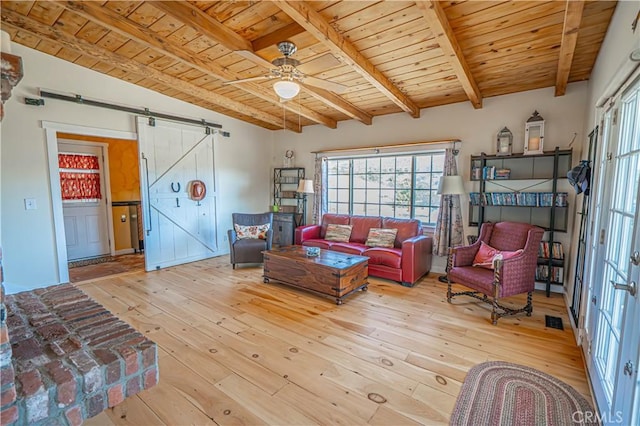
137, 117, 218, 271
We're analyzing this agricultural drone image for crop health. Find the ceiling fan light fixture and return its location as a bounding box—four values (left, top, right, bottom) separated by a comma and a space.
273, 80, 300, 100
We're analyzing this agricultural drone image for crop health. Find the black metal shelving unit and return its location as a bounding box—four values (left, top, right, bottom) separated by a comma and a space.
469, 147, 573, 296
273, 167, 305, 214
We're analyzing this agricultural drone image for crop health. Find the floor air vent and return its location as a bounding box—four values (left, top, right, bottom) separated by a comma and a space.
545, 315, 564, 330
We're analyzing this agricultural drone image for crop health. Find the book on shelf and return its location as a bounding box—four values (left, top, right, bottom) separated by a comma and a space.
480, 166, 511, 180
535, 265, 564, 283
469, 192, 567, 207
538, 241, 564, 259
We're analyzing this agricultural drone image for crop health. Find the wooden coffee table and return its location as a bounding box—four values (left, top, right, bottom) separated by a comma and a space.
263, 246, 369, 305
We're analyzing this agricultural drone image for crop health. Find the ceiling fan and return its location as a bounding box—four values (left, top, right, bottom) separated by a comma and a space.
226, 41, 347, 99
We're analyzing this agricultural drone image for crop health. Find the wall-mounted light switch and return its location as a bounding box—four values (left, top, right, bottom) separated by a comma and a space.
24, 198, 37, 210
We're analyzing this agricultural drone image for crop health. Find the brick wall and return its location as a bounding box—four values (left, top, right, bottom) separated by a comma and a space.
1, 283, 158, 425
1, 249, 19, 425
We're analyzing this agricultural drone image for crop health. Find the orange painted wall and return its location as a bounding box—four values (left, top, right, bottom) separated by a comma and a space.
106, 139, 140, 202
57, 133, 140, 201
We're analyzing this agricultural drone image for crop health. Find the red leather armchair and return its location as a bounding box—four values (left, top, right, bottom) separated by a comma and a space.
446, 221, 544, 325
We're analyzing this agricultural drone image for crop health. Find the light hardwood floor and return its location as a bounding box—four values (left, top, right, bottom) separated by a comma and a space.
80, 256, 590, 425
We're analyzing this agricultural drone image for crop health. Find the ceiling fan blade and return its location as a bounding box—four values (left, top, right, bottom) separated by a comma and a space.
297, 53, 341, 75
303, 76, 347, 94
234, 50, 274, 69
223, 75, 272, 85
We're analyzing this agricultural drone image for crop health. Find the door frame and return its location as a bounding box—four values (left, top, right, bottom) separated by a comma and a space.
44, 121, 137, 284
58, 140, 113, 262
581, 72, 640, 422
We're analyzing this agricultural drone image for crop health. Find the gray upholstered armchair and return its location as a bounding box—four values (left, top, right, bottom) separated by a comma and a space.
228, 212, 273, 269
446, 221, 544, 325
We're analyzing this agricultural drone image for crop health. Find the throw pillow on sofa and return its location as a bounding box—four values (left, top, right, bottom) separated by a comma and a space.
365, 228, 397, 248
325, 224, 353, 242
234, 223, 270, 240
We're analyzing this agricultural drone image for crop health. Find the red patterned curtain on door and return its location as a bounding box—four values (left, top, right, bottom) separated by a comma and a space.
58, 153, 102, 201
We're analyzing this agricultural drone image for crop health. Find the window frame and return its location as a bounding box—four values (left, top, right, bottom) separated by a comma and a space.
325, 150, 445, 226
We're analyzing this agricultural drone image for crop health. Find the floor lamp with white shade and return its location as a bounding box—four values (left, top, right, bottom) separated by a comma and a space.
437, 175, 466, 283
296, 179, 314, 226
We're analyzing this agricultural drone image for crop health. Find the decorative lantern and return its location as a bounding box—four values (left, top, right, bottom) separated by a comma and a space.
524, 110, 545, 155
496, 127, 513, 156
283, 149, 294, 167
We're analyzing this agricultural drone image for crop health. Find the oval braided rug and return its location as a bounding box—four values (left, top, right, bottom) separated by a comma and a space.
450, 361, 597, 426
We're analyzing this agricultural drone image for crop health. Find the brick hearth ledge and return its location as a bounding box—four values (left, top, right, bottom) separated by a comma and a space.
0, 283, 158, 425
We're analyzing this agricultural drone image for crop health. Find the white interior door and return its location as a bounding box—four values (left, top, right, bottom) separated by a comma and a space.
586, 76, 640, 424
137, 117, 218, 271
59, 142, 111, 261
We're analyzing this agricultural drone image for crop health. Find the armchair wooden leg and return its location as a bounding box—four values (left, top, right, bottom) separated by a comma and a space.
492, 270, 501, 325
526, 291, 533, 316
447, 282, 452, 303
491, 297, 499, 325
232, 264, 236, 269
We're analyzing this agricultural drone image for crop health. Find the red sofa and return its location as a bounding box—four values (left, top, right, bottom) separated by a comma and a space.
295, 214, 432, 286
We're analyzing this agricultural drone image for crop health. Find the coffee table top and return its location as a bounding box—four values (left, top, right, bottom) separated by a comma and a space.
265, 246, 368, 270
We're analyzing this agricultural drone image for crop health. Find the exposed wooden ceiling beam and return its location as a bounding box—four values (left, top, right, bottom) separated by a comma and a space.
58, 1, 335, 129
153, 1, 371, 129
555, 0, 585, 97
415, 1, 482, 109
274, 0, 421, 118
151, 0, 252, 52
0, 9, 301, 132
252, 22, 306, 52
302, 84, 372, 125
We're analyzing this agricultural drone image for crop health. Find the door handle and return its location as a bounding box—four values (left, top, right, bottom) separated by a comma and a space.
610, 280, 637, 296
141, 153, 152, 236
631, 251, 640, 266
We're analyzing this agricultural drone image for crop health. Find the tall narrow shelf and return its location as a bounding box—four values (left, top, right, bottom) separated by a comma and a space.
273, 168, 304, 247
469, 148, 572, 296
273, 167, 305, 214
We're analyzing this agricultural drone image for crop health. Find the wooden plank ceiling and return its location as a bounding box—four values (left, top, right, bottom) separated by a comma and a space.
1, 1, 616, 132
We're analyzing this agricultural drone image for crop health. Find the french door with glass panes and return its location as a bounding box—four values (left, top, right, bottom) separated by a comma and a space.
586, 74, 639, 425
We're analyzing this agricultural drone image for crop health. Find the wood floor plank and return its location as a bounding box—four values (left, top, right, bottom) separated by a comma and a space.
101, 396, 165, 426
274, 382, 368, 425
132, 354, 217, 425
75, 256, 591, 424
215, 374, 318, 425
368, 405, 423, 426
154, 349, 266, 425
322, 363, 449, 425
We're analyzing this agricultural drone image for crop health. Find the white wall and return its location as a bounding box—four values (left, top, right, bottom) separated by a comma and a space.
1, 44, 273, 293
273, 83, 589, 275
585, 1, 640, 127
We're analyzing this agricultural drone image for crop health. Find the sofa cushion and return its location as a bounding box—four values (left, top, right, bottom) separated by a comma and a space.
320, 214, 351, 238
365, 228, 397, 248
382, 217, 421, 247
329, 242, 368, 255
325, 224, 353, 242
364, 247, 402, 269
350, 216, 382, 243
302, 239, 333, 250
449, 266, 495, 295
